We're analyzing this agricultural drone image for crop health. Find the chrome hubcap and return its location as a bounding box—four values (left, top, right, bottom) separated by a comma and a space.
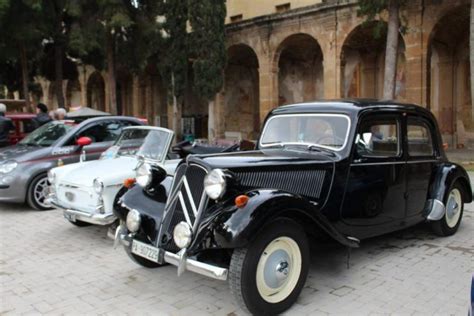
34, 177, 50, 209
256, 237, 302, 303
445, 188, 462, 228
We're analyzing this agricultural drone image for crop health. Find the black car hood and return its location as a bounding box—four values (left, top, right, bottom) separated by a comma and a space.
196, 148, 341, 169
0, 145, 50, 163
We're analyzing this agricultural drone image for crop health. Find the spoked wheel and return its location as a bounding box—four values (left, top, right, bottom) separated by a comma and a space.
432, 183, 465, 236
229, 219, 309, 315
27, 174, 53, 211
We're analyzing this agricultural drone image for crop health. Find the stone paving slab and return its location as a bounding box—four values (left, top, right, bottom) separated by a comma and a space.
0, 200, 472, 315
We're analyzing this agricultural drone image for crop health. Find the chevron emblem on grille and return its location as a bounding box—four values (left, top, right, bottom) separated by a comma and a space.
177, 178, 198, 226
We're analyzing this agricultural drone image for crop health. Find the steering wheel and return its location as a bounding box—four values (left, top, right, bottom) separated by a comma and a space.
315, 135, 344, 146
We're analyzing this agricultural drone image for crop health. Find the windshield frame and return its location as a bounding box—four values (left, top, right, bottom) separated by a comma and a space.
259, 113, 352, 152
118, 126, 174, 163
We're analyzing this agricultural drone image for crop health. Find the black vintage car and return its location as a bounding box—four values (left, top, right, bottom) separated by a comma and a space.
114, 100, 472, 315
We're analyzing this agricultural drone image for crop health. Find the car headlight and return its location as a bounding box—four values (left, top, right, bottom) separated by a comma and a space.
173, 221, 192, 249
136, 163, 152, 188
93, 178, 104, 194
204, 169, 226, 200
0, 161, 18, 174
126, 209, 141, 233
47, 170, 56, 184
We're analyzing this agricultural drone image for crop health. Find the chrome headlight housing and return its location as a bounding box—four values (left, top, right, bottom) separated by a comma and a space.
93, 178, 104, 194
136, 163, 152, 188
126, 209, 141, 233
0, 161, 18, 174
47, 170, 56, 184
204, 169, 226, 200
173, 221, 192, 249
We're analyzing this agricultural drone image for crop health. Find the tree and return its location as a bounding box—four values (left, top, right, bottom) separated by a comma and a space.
358, 0, 405, 100
189, 0, 227, 140
470, 0, 474, 123
0, 0, 43, 109
159, 0, 189, 141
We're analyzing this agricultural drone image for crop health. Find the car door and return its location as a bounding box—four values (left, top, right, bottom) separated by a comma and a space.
405, 116, 437, 219
341, 113, 406, 230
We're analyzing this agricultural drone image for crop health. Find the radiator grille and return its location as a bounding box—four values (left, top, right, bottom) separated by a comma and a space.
236, 169, 326, 199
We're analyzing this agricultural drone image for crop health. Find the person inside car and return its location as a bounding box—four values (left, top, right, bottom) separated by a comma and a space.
0, 103, 14, 147
33, 103, 52, 128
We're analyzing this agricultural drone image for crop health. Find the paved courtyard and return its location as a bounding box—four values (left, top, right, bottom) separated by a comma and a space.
0, 198, 473, 315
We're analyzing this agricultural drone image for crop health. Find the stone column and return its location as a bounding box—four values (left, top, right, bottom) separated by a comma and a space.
132, 75, 140, 117
258, 59, 278, 125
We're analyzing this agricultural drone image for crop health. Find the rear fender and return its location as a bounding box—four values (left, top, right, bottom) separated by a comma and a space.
201, 189, 359, 250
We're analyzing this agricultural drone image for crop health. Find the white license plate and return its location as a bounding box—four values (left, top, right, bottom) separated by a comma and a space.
64, 212, 76, 222
131, 240, 159, 262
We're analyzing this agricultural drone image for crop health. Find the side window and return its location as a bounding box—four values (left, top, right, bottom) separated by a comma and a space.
356, 117, 400, 157
407, 119, 434, 157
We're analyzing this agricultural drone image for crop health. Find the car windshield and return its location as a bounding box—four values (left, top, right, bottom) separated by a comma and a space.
114, 128, 171, 161
19, 121, 74, 147
260, 114, 350, 151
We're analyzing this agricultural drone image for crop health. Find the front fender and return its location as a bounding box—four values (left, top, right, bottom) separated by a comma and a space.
201, 189, 359, 250
428, 163, 472, 203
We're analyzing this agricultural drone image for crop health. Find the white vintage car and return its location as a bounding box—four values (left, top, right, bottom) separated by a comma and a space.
47, 126, 179, 227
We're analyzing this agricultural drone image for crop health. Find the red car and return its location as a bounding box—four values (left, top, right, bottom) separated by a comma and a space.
6, 113, 36, 145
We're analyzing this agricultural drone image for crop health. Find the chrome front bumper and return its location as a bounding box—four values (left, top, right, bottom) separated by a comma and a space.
49, 198, 116, 226
115, 225, 228, 281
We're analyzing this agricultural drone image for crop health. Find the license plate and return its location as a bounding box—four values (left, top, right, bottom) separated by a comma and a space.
64, 212, 76, 222
131, 240, 159, 262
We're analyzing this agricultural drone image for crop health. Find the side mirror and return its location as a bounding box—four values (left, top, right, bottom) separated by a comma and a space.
76, 136, 92, 147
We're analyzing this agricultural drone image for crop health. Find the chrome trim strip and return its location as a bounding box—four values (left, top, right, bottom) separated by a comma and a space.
182, 178, 197, 216
426, 199, 445, 221
178, 192, 193, 226
192, 190, 208, 233
351, 161, 406, 166
407, 159, 438, 164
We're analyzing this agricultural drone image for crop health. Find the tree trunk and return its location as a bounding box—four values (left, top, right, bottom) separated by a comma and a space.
18, 42, 31, 111
383, 0, 400, 100
208, 100, 215, 141
171, 73, 182, 141
54, 43, 65, 109
106, 30, 117, 115
470, 0, 474, 123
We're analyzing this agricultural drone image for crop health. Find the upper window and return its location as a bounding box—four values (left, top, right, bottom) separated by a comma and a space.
407, 119, 434, 157
259, 114, 351, 151
356, 117, 400, 157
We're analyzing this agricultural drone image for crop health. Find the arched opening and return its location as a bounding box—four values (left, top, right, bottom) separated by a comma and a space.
276, 33, 324, 105
66, 79, 81, 109
224, 44, 260, 139
87, 71, 105, 111
340, 21, 406, 100
428, 5, 471, 148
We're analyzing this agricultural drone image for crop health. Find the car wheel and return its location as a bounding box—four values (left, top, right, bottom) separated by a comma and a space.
229, 219, 309, 315
67, 219, 91, 227
431, 182, 465, 236
27, 174, 53, 211
124, 246, 167, 269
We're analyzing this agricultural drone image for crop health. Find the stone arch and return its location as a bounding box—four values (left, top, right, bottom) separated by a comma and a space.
340, 21, 406, 100
223, 43, 260, 139
427, 4, 471, 147
66, 79, 81, 109
274, 33, 324, 105
86, 71, 106, 111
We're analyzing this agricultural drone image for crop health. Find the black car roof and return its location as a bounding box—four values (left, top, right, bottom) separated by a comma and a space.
271, 99, 433, 117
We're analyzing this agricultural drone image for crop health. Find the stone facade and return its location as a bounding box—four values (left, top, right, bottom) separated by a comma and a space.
35, 0, 473, 147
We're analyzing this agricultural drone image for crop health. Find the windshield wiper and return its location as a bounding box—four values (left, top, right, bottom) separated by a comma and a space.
264, 142, 285, 148
307, 144, 336, 155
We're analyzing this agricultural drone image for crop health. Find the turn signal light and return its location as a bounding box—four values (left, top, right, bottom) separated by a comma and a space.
124, 178, 136, 188
235, 195, 249, 208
